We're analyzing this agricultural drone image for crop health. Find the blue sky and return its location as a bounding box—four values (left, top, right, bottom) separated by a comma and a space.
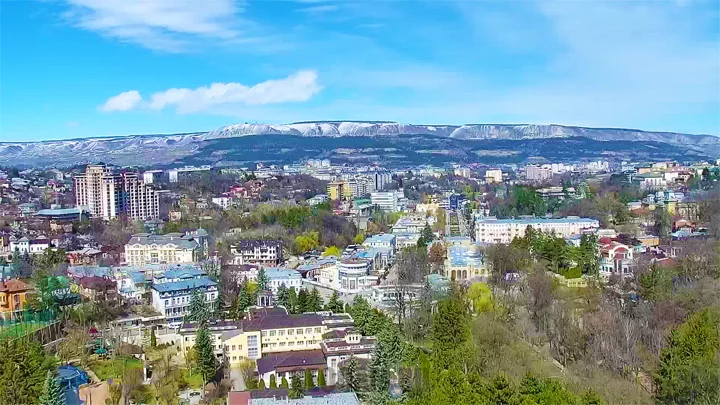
1, 0, 719, 141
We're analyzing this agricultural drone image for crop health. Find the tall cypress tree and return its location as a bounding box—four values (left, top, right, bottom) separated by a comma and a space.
276, 283, 290, 309
297, 288, 309, 314
187, 289, 209, 324
257, 268, 269, 292
39, 370, 65, 405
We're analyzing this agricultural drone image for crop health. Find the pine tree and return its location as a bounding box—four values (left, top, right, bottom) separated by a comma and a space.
289, 373, 305, 399
307, 288, 323, 312
39, 371, 65, 405
257, 268, 269, 292
325, 291, 344, 313
150, 328, 157, 347
340, 355, 363, 393
269, 374, 277, 389
287, 287, 298, 314
258, 379, 266, 389
195, 326, 217, 389
187, 289, 209, 324
276, 283, 290, 309
304, 369, 315, 389
280, 376, 289, 389
317, 369, 326, 387
297, 288, 309, 313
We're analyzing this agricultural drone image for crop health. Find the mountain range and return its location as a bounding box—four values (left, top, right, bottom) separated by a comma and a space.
1, 122, 718, 168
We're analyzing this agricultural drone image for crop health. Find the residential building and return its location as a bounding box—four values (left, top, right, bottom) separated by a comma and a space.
228, 391, 361, 405
212, 196, 233, 210
35, 207, 89, 224
117, 271, 148, 301
362, 233, 396, 257
125, 232, 201, 265
9, 235, 50, 255
74, 164, 159, 220
321, 329, 376, 385
307, 194, 328, 206
525, 165, 553, 182
264, 268, 302, 294
327, 181, 347, 201
599, 242, 634, 277
230, 240, 283, 266
474, 216, 600, 244
151, 277, 218, 324
257, 350, 327, 388
337, 259, 373, 293
0, 279, 32, 318
371, 191, 408, 212
485, 169, 503, 184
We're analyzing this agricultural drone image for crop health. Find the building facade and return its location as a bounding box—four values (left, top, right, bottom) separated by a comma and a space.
371, 191, 408, 212
74, 164, 159, 220
474, 216, 600, 244
151, 277, 218, 324
125, 233, 200, 265
230, 240, 283, 266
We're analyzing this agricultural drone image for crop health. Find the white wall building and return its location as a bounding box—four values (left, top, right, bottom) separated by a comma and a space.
371, 191, 408, 212
337, 259, 373, 293
474, 216, 600, 244
151, 277, 218, 325
485, 169, 503, 183
74, 164, 159, 220
125, 233, 200, 265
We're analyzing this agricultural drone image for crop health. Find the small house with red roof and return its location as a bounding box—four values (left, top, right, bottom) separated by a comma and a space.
600, 242, 634, 277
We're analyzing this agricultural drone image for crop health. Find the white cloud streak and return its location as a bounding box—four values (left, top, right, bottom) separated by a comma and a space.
62, 0, 242, 52
98, 90, 142, 112
99, 70, 322, 114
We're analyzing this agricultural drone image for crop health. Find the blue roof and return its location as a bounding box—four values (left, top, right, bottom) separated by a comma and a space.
155, 267, 206, 280
264, 268, 302, 280
448, 245, 484, 267
129, 271, 146, 283
365, 233, 396, 244
68, 265, 112, 278
36, 208, 83, 216
151, 277, 217, 293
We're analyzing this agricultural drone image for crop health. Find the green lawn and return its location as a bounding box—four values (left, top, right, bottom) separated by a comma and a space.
89, 356, 144, 381
182, 368, 203, 389
0, 321, 48, 340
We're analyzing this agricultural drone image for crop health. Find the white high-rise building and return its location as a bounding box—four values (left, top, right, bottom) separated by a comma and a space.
74, 164, 159, 220
371, 190, 408, 212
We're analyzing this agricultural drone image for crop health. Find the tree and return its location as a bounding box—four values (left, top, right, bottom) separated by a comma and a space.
350, 296, 373, 335
466, 282, 493, 313
323, 246, 341, 257
269, 374, 278, 388
187, 289, 210, 324
304, 369, 315, 389
354, 233, 366, 244
39, 371, 64, 405
289, 373, 305, 399
340, 356, 364, 393
428, 242, 446, 268
280, 376, 289, 389
306, 288, 323, 312
196, 326, 218, 391
237, 359, 256, 390
287, 287, 298, 314
150, 328, 157, 347
655, 309, 720, 404
369, 324, 404, 393
0, 339, 56, 403
257, 268, 269, 292
325, 291, 344, 313
258, 379, 266, 389
431, 285, 471, 370
297, 288, 309, 313
147, 346, 182, 405
276, 283, 290, 309
654, 208, 672, 240
317, 369, 326, 387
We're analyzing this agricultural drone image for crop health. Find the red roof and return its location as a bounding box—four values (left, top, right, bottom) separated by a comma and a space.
227, 391, 250, 405
0, 279, 32, 293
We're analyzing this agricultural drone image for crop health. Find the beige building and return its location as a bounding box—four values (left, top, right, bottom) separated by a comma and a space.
474, 216, 600, 244
74, 164, 159, 220
125, 233, 200, 265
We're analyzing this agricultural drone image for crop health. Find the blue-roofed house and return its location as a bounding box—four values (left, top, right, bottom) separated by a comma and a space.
443, 244, 488, 281
264, 268, 302, 293
363, 233, 396, 257
151, 277, 218, 325
117, 271, 149, 301
67, 265, 112, 279
153, 266, 207, 284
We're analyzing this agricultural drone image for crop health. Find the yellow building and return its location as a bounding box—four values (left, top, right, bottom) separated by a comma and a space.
0, 279, 32, 319
179, 310, 351, 366
327, 181, 347, 201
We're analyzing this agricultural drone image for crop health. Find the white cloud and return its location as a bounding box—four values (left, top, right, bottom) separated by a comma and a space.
98, 90, 142, 112
62, 0, 242, 52
99, 71, 322, 114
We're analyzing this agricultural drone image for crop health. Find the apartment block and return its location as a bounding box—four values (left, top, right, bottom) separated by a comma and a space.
474, 216, 599, 244
74, 164, 159, 220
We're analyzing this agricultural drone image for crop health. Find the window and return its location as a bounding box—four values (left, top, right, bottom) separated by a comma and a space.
279, 342, 286, 347
296, 328, 303, 335
269, 330, 276, 337
306, 340, 313, 346
261, 331, 267, 337
288, 342, 294, 346
248, 348, 258, 357
305, 328, 312, 334
314, 327, 321, 333
287, 329, 294, 335
278, 330, 285, 336
232, 345, 236, 350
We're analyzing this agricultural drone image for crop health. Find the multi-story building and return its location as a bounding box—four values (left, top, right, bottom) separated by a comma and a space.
321, 329, 376, 385
485, 169, 503, 184
525, 165, 553, 182
474, 216, 599, 244
151, 277, 218, 324
371, 191, 408, 212
125, 233, 201, 265
229, 240, 283, 266
265, 268, 303, 294
599, 242, 634, 277
337, 259, 372, 293
362, 233, 396, 257
74, 164, 159, 220
9, 235, 50, 255
327, 181, 347, 201
444, 244, 488, 281
0, 279, 32, 319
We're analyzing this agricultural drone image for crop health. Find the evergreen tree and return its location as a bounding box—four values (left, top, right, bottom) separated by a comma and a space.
289, 373, 305, 399
304, 369, 315, 389
431, 285, 471, 370
39, 371, 65, 405
317, 369, 326, 387
325, 291, 344, 313
276, 283, 290, 309
369, 324, 403, 393
195, 326, 217, 389
297, 288, 309, 313
280, 376, 289, 389
187, 289, 210, 324
269, 374, 277, 389
340, 356, 363, 393
287, 287, 298, 314
307, 288, 323, 312
0, 339, 56, 403
150, 328, 157, 347
258, 379, 266, 389
257, 268, 269, 292
350, 296, 372, 335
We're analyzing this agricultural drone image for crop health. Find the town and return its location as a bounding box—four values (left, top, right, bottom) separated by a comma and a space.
0, 156, 718, 405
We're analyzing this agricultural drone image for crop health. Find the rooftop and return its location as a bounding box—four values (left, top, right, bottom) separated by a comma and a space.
475, 216, 599, 225
364, 233, 396, 244
151, 277, 217, 293
256, 349, 327, 375
264, 268, 302, 280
